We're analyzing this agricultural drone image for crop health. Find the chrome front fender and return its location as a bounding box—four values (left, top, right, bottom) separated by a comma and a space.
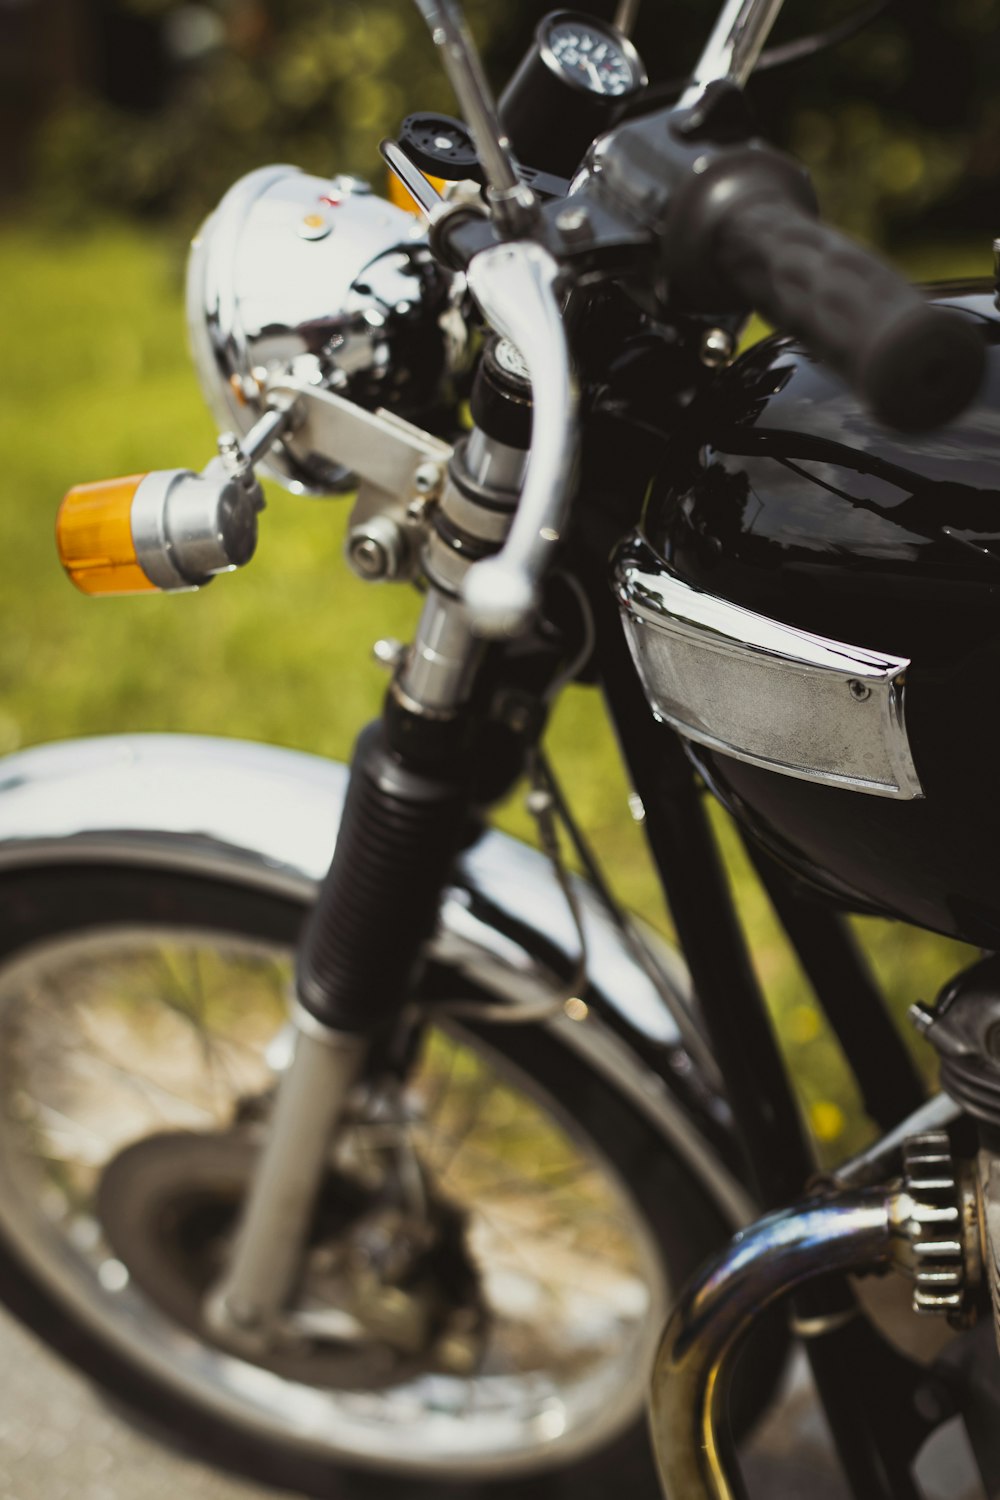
0, 733, 751, 1227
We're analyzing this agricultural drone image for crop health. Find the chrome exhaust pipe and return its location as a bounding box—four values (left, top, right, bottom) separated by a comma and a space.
649, 1188, 904, 1500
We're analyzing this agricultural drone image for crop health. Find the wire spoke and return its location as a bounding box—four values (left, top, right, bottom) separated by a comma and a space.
0, 924, 655, 1463
25, 1033, 224, 1124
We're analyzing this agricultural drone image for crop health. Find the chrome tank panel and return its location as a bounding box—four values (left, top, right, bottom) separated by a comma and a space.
0, 734, 751, 1228
641, 281, 1000, 945
615, 539, 921, 799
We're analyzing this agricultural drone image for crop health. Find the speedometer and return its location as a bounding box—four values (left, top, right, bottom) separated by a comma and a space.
499, 10, 648, 179
541, 14, 646, 98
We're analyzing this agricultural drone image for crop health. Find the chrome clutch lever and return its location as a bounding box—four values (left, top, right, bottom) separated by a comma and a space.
462, 241, 578, 639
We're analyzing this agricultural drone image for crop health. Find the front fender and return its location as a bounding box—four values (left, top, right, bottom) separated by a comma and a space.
0, 733, 751, 1226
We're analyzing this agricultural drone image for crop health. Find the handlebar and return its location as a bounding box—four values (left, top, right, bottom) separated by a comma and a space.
712, 193, 985, 431
596, 116, 986, 433
436, 72, 986, 636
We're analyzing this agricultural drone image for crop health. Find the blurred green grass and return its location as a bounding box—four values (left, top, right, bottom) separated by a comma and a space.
0, 222, 983, 1165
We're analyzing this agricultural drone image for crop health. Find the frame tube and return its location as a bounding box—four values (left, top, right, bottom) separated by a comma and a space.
592, 574, 927, 1497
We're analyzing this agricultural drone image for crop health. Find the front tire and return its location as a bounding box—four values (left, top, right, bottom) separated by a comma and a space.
0, 864, 731, 1499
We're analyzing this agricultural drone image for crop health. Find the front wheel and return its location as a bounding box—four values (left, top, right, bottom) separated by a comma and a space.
0, 864, 731, 1499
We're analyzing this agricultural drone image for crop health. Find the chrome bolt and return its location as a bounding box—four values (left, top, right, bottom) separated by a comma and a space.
848, 679, 872, 701
700, 327, 736, 369
217, 431, 253, 482
627, 792, 646, 824
556, 205, 592, 244
413, 462, 443, 497
346, 517, 406, 581
372, 637, 406, 670
909, 1000, 937, 1036
349, 536, 391, 579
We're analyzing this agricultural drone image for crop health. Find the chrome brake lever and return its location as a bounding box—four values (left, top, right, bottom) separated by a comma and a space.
462, 242, 578, 639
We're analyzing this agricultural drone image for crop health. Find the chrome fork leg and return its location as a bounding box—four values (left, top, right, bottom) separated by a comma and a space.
649, 1189, 898, 1500
205, 1010, 367, 1352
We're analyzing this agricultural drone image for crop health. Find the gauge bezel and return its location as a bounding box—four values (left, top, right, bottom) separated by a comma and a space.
537, 10, 647, 100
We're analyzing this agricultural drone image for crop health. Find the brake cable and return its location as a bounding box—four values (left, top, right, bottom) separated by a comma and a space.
430, 748, 589, 1027
617, 0, 893, 121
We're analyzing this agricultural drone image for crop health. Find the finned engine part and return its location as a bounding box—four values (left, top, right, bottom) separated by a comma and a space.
975, 1143, 1000, 1356
900, 1131, 977, 1323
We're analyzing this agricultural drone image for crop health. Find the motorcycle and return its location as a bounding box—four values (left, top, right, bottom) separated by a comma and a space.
3, 0, 1000, 1495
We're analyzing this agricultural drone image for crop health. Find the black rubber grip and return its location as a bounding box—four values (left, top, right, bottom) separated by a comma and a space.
714, 196, 984, 430
296, 722, 470, 1034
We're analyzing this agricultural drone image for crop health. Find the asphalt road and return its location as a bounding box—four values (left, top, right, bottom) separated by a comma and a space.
0, 1305, 984, 1500
0, 1307, 297, 1500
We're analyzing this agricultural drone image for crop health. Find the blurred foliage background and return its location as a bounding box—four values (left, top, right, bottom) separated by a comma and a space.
0, 0, 996, 1165
6, 0, 1000, 245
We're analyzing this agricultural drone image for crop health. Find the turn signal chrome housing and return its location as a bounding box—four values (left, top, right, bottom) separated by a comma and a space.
186, 167, 466, 497
57, 464, 264, 597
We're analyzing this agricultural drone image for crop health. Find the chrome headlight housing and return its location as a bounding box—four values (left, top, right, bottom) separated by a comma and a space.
186, 167, 466, 495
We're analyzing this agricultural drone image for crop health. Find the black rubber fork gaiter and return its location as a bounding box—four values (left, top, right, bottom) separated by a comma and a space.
295, 721, 472, 1035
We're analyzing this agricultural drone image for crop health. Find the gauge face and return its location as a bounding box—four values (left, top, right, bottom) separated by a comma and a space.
540, 13, 646, 98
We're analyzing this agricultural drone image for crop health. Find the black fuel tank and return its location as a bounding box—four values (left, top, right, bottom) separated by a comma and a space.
643, 281, 1000, 946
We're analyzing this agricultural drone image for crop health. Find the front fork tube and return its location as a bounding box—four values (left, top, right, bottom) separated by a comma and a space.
209, 420, 526, 1349
208, 601, 482, 1350
205, 1018, 367, 1347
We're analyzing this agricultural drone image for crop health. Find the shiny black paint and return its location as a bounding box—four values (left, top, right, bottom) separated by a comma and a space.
590, 575, 930, 1500
642, 281, 1000, 946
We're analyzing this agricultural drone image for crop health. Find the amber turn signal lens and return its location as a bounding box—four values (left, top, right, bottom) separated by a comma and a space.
56, 475, 156, 596
386, 168, 447, 215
